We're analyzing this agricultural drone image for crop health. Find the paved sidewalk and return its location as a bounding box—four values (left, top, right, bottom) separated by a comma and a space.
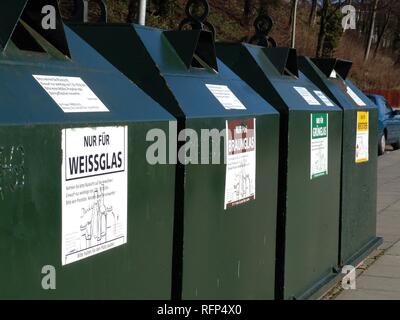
336, 149, 400, 300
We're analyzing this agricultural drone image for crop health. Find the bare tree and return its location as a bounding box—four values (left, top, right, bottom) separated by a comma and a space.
309, 0, 318, 26
127, 0, 139, 23
291, 0, 299, 47
152, 0, 175, 17
364, 0, 379, 61
258, 0, 269, 15
316, 0, 345, 58
316, 1, 330, 57
243, 0, 255, 26
374, 10, 391, 57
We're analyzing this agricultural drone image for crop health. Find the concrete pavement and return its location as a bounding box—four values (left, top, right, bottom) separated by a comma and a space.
333, 148, 400, 300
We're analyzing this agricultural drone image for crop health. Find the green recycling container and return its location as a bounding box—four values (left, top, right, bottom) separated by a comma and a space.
217, 44, 343, 300
70, 23, 280, 300
298, 57, 382, 267
0, 0, 176, 299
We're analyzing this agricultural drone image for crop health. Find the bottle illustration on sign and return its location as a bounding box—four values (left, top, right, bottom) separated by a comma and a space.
313, 148, 327, 173
356, 140, 367, 161
233, 161, 254, 201
79, 184, 118, 249
356, 141, 366, 158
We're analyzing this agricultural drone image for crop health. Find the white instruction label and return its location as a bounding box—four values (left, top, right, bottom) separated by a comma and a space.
314, 90, 334, 106
356, 111, 369, 163
311, 113, 329, 179
294, 87, 321, 105
61, 126, 128, 265
347, 86, 366, 107
206, 84, 246, 110
224, 119, 256, 209
33, 75, 109, 113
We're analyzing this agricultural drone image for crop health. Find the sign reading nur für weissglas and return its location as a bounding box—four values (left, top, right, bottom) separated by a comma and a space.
61, 126, 128, 265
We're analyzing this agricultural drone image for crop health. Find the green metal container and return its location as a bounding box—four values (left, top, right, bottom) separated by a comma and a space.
217, 44, 343, 300
0, 0, 176, 299
70, 23, 280, 300
298, 57, 382, 267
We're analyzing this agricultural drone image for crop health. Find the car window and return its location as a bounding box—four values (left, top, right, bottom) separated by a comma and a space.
367, 95, 375, 104
385, 101, 393, 114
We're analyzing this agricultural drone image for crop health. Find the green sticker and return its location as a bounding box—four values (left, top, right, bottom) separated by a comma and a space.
311, 113, 328, 179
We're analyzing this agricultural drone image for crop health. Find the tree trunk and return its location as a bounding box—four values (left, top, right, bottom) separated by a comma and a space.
127, 0, 139, 23
153, 0, 174, 17
364, 0, 379, 61
316, 1, 329, 58
258, 0, 269, 15
242, 0, 254, 26
360, 0, 368, 36
374, 11, 391, 58
309, 0, 317, 26
291, 0, 299, 47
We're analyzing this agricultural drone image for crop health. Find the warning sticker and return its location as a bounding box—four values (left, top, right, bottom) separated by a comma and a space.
314, 90, 334, 107
347, 86, 366, 107
356, 111, 369, 163
206, 84, 247, 110
311, 113, 329, 179
33, 75, 109, 113
61, 126, 128, 265
224, 119, 256, 209
294, 87, 321, 106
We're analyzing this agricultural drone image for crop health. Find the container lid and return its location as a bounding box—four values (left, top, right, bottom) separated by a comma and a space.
0, 0, 70, 57
216, 42, 341, 112
0, 1, 174, 125
69, 23, 279, 119
298, 56, 376, 110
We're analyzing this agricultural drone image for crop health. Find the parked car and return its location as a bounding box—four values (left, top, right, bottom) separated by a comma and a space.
367, 94, 400, 155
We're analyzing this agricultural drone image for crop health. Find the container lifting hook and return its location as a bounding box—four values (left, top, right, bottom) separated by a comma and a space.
178, 0, 216, 40
249, 15, 277, 48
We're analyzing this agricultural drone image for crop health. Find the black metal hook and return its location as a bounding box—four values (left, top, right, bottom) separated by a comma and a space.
68, 0, 108, 23
178, 0, 216, 40
248, 15, 277, 48
185, 0, 209, 22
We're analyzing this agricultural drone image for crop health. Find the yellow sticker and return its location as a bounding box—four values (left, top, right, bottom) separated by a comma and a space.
356, 111, 369, 163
